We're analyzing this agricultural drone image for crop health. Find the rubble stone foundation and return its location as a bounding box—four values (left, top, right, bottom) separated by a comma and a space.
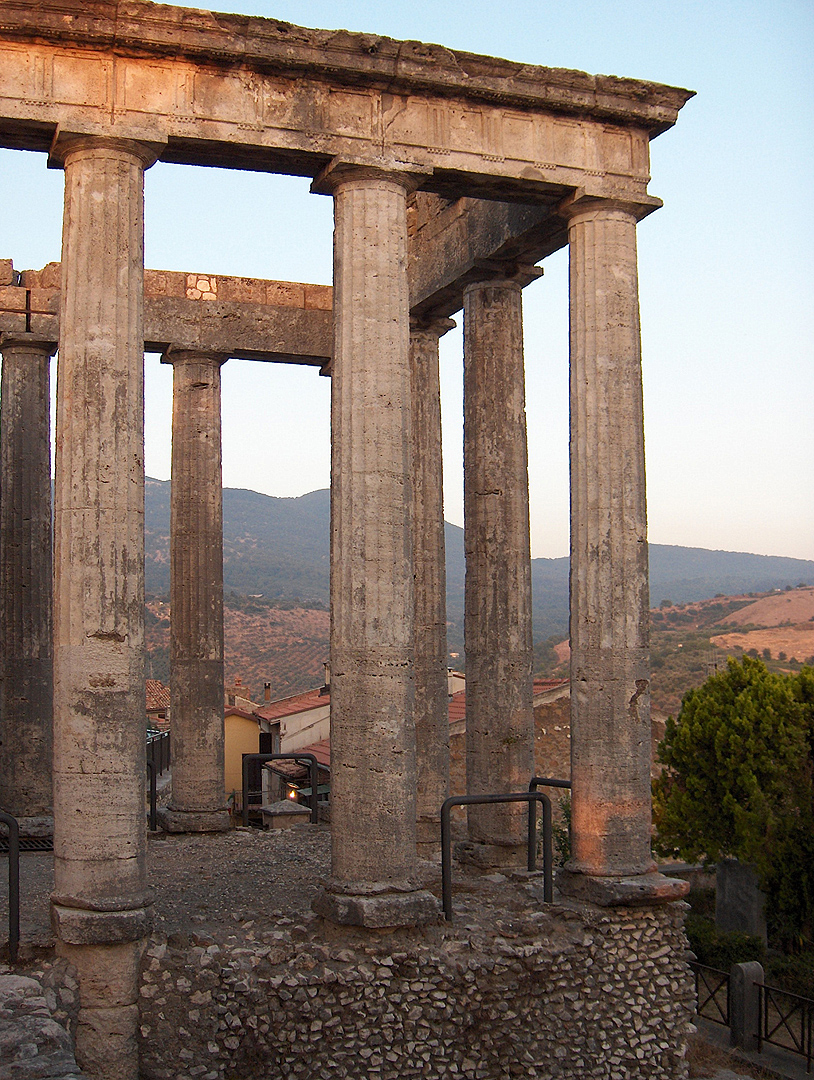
135, 900, 694, 1080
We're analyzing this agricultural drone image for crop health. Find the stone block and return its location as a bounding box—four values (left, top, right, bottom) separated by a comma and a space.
260, 801, 312, 829
20, 262, 61, 288
716, 859, 767, 944
0, 284, 26, 311
313, 888, 441, 928
28, 286, 60, 312
156, 806, 231, 833
304, 283, 333, 310
0, 974, 89, 1079
75, 1003, 139, 1080
0, 258, 13, 285
557, 869, 690, 906
264, 280, 305, 307
60, 941, 143, 1007
144, 268, 187, 298
729, 961, 763, 1052
52, 904, 152, 946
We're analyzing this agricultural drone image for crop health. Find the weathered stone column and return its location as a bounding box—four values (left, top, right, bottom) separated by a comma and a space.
158, 348, 230, 833
50, 134, 161, 1080
410, 315, 455, 856
462, 274, 536, 866
0, 335, 56, 832
559, 195, 686, 905
311, 158, 438, 926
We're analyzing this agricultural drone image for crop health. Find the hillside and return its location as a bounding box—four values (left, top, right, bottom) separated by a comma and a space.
545, 587, 814, 716
146, 479, 814, 657
146, 595, 329, 703
649, 587, 814, 714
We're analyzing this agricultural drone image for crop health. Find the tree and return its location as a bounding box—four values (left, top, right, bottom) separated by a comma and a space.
653, 656, 814, 946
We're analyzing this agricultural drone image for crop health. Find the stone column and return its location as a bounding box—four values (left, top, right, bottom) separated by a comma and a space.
311, 158, 438, 926
462, 275, 535, 867
410, 315, 455, 857
158, 349, 230, 833
0, 334, 56, 831
560, 196, 686, 905
50, 134, 160, 1080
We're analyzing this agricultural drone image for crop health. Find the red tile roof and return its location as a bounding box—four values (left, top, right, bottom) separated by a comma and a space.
254, 686, 329, 722
146, 679, 170, 711
301, 739, 331, 769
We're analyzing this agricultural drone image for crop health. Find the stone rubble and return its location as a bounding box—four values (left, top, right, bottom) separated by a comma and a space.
0, 967, 87, 1079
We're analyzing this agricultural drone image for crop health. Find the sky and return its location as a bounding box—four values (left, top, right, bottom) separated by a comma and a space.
1, 0, 812, 562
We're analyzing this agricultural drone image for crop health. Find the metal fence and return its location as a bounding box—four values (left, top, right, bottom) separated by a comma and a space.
147, 730, 170, 776
691, 962, 730, 1026
692, 959, 813, 1074
758, 982, 813, 1073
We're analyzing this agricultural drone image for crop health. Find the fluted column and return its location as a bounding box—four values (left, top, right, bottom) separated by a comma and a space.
463, 276, 535, 866
0, 334, 56, 829
50, 134, 160, 1080
410, 315, 454, 856
311, 158, 438, 926
560, 196, 686, 905
158, 349, 230, 833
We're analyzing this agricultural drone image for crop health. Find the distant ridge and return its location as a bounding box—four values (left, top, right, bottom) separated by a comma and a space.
145, 479, 814, 648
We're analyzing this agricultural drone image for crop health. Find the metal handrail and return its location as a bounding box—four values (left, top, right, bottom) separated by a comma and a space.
0, 811, 20, 963
529, 776, 571, 791
241, 753, 320, 826
440, 791, 553, 921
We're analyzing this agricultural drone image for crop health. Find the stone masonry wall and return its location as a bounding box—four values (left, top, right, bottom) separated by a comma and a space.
137, 898, 694, 1080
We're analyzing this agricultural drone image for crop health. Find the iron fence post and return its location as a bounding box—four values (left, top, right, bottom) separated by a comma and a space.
146, 759, 157, 831
0, 811, 20, 963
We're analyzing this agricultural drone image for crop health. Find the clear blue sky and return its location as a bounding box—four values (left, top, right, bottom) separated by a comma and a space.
1, 0, 812, 561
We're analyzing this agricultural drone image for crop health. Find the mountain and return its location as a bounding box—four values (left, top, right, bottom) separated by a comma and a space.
145, 479, 814, 650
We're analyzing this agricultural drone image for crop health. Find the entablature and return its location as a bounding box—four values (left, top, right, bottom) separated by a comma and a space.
0, 1, 693, 204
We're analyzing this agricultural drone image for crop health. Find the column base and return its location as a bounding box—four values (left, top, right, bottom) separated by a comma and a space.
455, 839, 528, 871
313, 879, 440, 928
156, 807, 231, 834
51, 902, 152, 945
557, 869, 690, 907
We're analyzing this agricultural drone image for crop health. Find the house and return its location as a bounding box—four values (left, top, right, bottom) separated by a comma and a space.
254, 684, 331, 754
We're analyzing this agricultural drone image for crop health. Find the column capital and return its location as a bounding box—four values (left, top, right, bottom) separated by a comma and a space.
557, 190, 662, 224
0, 332, 58, 356
465, 259, 543, 292
311, 156, 432, 196
160, 346, 229, 367
409, 314, 456, 339
48, 129, 166, 170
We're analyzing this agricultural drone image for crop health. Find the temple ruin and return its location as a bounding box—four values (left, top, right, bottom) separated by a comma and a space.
0, 2, 695, 1077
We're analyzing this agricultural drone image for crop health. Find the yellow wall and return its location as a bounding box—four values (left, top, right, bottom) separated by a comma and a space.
224, 712, 261, 798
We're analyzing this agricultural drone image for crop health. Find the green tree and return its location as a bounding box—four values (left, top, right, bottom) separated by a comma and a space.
653, 656, 814, 946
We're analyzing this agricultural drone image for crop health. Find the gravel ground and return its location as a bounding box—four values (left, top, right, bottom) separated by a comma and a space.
0, 823, 333, 952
